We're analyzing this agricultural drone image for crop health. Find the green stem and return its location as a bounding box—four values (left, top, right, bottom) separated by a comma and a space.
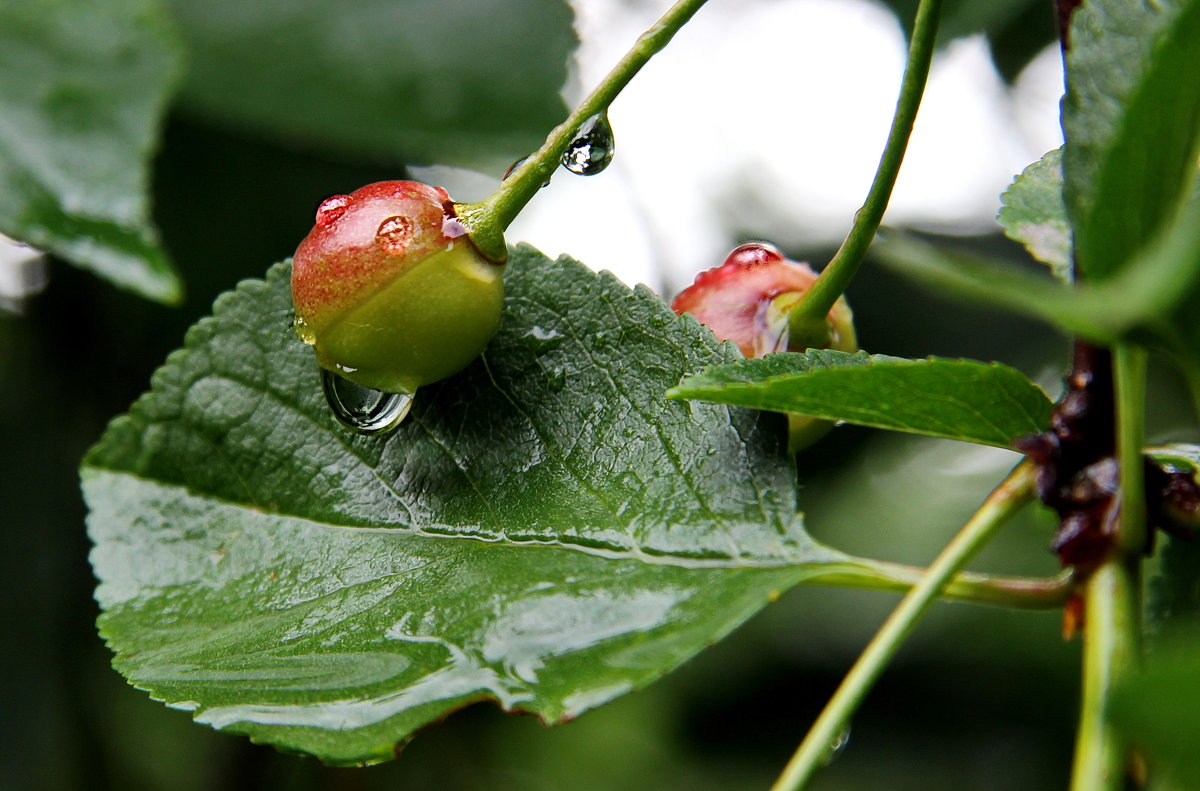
1068, 343, 1146, 790
1069, 559, 1139, 791
786, 0, 944, 348
769, 462, 1035, 791
804, 557, 1073, 610
460, 0, 712, 260
1115, 343, 1148, 555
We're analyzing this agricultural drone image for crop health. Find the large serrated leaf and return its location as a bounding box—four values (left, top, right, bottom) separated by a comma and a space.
0, 0, 183, 304
1063, 0, 1200, 282
668, 350, 1052, 449
164, 0, 575, 170
82, 245, 842, 764
997, 148, 1072, 282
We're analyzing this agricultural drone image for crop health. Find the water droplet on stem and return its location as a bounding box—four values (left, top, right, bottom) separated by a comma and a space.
561, 114, 615, 176
321, 368, 412, 434
823, 727, 851, 765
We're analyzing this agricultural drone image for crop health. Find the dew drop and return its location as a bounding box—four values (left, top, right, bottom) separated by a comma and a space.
293, 314, 315, 345
823, 727, 851, 765
376, 215, 415, 255
315, 194, 351, 226
504, 156, 552, 188
561, 114, 615, 175
525, 325, 564, 352
503, 156, 527, 180
321, 368, 412, 434
546, 369, 566, 392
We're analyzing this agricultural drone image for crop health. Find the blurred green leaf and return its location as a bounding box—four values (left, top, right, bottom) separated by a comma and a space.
998, 148, 1071, 282
1146, 445, 1200, 637
875, 212, 1200, 344
667, 350, 1052, 448
883, 0, 1055, 80
1111, 632, 1200, 789
1063, 0, 1200, 282
164, 0, 575, 170
83, 245, 842, 765
0, 0, 183, 304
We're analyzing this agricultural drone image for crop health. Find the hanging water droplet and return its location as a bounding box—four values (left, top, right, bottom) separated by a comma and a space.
321, 368, 412, 434
561, 114, 615, 175
315, 194, 351, 226
376, 215, 415, 255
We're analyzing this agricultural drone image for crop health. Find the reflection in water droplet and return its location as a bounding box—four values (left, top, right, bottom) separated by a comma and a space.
321, 369, 412, 434
824, 727, 851, 765
561, 114, 615, 175
546, 369, 566, 392
315, 194, 351, 226
376, 215, 415, 255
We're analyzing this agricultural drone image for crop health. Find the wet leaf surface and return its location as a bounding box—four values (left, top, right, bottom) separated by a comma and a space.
83, 245, 839, 764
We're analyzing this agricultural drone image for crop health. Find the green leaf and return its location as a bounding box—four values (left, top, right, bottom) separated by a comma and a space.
875, 214, 1200, 344
1111, 632, 1200, 788
997, 148, 1072, 282
164, 0, 576, 170
82, 245, 843, 765
1063, 0, 1200, 282
0, 0, 183, 304
667, 350, 1052, 449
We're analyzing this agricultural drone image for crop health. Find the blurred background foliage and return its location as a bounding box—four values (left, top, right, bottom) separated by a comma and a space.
3, 0, 1193, 789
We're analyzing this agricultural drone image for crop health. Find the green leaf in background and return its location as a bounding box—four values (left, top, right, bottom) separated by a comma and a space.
875, 212, 1200, 345
1063, 0, 1200, 282
882, 0, 1054, 81
1146, 445, 1200, 637
0, 0, 183, 304
1111, 632, 1200, 789
164, 0, 575, 171
997, 147, 1071, 282
82, 245, 844, 765
667, 350, 1052, 449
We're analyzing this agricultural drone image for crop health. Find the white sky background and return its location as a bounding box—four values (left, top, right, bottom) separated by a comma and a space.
421, 0, 1067, 296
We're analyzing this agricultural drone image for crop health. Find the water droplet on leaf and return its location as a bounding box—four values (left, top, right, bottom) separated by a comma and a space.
546, 369, 566, 392
561, 114, 615, 175
315, 194, 351, 226
322, 368, 412, 434
376, 215, 415, 255
525, 325, 564, 351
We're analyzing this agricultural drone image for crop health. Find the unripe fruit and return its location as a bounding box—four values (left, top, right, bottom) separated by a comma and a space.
292, 181, 504, 394
671, 242, 857, 451
671, 242, 856, 356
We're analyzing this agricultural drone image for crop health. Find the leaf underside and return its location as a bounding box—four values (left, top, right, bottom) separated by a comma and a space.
83, 245, 840, 765
669, 350, 1053, 449
0, 0, 183, 303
